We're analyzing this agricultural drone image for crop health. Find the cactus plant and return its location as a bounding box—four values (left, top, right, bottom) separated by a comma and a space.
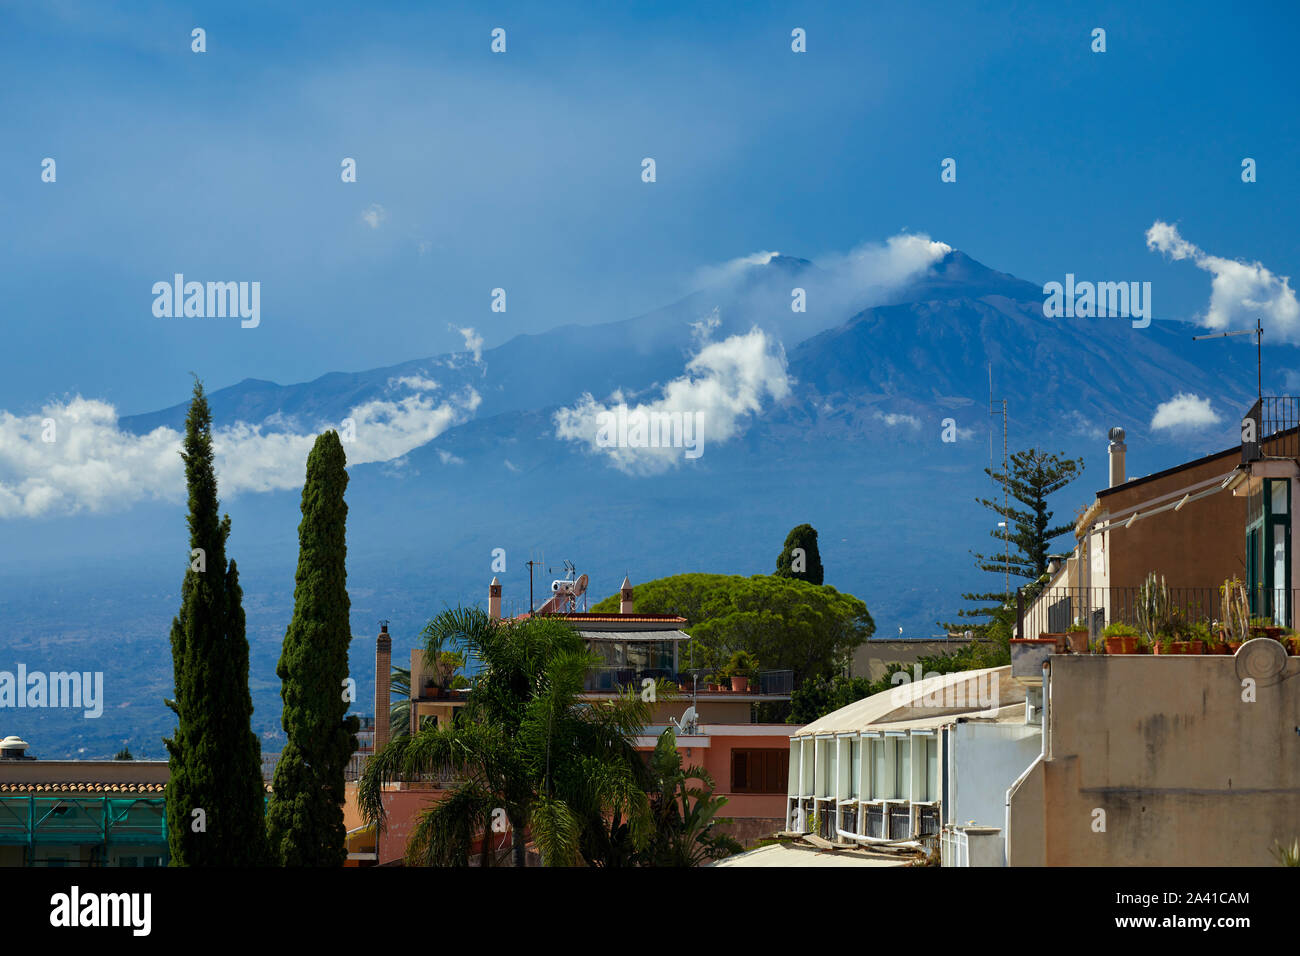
1221, 577, 1250, 644
1136, 572, 1171, 645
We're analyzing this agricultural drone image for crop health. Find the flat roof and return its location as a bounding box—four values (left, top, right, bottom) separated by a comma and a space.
709, 842, 908, 868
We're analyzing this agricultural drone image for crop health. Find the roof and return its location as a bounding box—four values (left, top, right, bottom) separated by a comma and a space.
792, 666, 1024, 737
577, 629, 691, 642
1097, 442, 1240, 497
709, 842, 908, 868
0, 781, 166, 795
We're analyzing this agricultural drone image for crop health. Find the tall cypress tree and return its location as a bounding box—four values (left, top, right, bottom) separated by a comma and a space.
164, 379, 270, 866
266, 431, 358, 866
775, 523, 824, 585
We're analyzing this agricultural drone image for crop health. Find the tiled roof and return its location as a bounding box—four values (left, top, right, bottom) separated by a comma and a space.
0, 781, 166, 794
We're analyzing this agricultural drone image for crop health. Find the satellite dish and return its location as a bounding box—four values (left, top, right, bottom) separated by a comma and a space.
1236, 637, 1289, 687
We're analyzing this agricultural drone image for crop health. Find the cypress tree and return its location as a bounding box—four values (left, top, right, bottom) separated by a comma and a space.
266, 430, 358, 866
164, 379, 270, 866
775, 523, 824, 585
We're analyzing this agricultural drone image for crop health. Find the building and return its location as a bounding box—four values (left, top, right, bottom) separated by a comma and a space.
785, 667, 1038, 863
1006, 638, 1300, 865
351, 573, 802, 863
1021, 409, 1300, 640
0, 736, 169, 867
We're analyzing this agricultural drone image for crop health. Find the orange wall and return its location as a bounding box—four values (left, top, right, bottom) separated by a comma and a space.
1100, 447, 1245, 590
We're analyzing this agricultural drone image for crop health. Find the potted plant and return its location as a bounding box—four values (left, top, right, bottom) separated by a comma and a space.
726, 651, 757, 693
1188, 620, 1215, 654
1066, 618, 1089, 655
1101, 622, 1140, 655
1250, 615, 1285, 640
1136, 571, 1172, 652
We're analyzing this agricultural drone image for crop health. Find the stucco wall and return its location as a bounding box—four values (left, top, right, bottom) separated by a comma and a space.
951, 722, 1040, 829
1024, 654, 1300, 865
1098, 448, 1244, 591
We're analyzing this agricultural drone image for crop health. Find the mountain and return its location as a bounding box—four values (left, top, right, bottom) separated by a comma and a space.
3, 249, 1283, 759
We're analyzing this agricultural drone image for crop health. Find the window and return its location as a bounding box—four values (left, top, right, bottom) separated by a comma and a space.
849, 739, 862, 798
732, 749, 789, 794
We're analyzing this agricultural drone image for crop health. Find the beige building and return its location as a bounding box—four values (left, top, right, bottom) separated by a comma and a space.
1007, 645, 1300, 865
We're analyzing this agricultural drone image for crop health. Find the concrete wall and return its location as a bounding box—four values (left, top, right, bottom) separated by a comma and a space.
1011, 653, 1300, 865
851, 639, 975, 681
950, 722, 1040, 829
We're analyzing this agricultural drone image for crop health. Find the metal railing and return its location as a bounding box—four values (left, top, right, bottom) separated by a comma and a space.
1258, 397, 1300, 459
1017, 585, 1297, 640
582, 666, 794, 695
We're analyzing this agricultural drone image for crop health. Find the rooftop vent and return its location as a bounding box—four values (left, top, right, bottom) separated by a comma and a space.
0, 736, 33, 760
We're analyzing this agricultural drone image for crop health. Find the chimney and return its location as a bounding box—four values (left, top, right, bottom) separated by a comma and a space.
374, 623, 391, 752
489, 577, 502, 620
620, 575, 634, 615
1108, 427, 1126, 488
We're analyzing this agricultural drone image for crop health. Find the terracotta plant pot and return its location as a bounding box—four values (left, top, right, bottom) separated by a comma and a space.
1066, 631, 1089, 654
1227, 640, 1244, 653
1155, 641, 1204, 655
731, 676, 750, 693
1286, 637, 1300, 655
1104, 635, 1140, 655
1039, 633, 1070, 654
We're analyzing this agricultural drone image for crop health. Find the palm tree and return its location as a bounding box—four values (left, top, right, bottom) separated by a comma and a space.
358, 606, 656, 866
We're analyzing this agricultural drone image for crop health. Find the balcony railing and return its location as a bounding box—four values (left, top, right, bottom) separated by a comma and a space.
1255, 397, 1300, 460
581, 666, 794, 696
1017, 585, 1297, 640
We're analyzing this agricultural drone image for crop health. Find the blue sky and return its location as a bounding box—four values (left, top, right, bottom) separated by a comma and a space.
1, 0, 1297, 415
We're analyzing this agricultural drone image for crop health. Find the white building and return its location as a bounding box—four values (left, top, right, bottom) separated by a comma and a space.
785, 665, 1041, 865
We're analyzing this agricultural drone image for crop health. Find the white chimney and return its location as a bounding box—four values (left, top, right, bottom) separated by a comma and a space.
619, 575, 634, 615
1108, 427, 1126, 488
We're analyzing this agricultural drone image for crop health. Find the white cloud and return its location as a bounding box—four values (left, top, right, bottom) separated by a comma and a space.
0, 388, 480, 518
691, 251, 781, 289
451, 325, 484, 363
818, 234, 953, 292
690, 307, 721, 345
437, 449, 465, 465
553, 328, 790, 475
1064, 410, 1106, 441
503, 459, 520, 473
361, 203, 388, 229
1150, 393, 1221, 431
388, 374, 440, 392
874, 411, 921, 429
1146, 221, 1300, 340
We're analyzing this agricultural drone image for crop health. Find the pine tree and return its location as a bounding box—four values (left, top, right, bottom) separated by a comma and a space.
163, 379, 270, 866
266, 431, 359, 866
775, 523, 824, 585
953, 448, 1084, 626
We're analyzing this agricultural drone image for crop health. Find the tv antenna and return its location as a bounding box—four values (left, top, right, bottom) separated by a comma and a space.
990, 363, 1009, 601
1192, 317, 1262, 405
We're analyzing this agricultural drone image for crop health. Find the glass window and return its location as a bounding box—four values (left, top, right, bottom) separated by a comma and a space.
849, 739, 861, 798
1273, 479, 1290, 516
871, 739, 886, 799
925, 737, 939, 802
897, 739, 911, 800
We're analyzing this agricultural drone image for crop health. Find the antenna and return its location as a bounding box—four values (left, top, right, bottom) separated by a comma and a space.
1192, 317, 1262, 405
990, 363, 1009, 601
